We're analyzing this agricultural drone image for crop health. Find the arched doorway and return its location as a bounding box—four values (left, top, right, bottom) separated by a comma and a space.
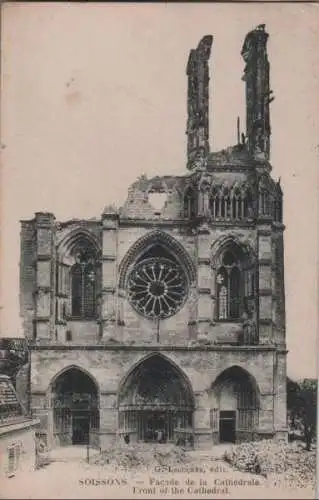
51, 367, 99, 447
118, 355, 194, 446
210, 366, 259, 444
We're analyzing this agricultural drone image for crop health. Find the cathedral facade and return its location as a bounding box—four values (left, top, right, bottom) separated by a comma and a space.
20, 25, 287, 450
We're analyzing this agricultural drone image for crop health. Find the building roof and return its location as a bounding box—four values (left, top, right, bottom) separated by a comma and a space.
0, 374, 28, 427
207, 144, 271, 170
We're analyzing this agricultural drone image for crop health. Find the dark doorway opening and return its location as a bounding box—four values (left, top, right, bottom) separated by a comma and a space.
72, 412, 90, 444
52, 368, 99, 446
143, 411, 170, 443
219, 411, 236, 443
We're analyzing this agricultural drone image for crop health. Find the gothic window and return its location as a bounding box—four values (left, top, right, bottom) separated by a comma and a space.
216, 250, 243, 321
184, 187, 196, 219
243, 189, 253, 218
71, 249, 96, 319
127, 245, 188, 320
273, 199, 277, 221
217, 268, 228, 319
274, 197, 282, 222
263, 192, 270, 215
225, 196, 231, 219
215, 196, 221, 218
62, 302, 67, 320
278, 198, 283, 222
128, 258, 187, 319
232, 188, 241, 219
229, 267, 241, 318
210, 186, 220, 219
220, 193, 225, 218
217, 188, 232, 220
259, 178, 270, 216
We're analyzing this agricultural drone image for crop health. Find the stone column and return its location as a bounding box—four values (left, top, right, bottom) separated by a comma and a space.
99, 393, 117, 450
101, 208, 119, 341
196, 224, 212, 340
115, 288, 126, 343
257, 224, 274, 344
273, 351, 288, 440
202, 189, 210, 218
210, 270, 216, 320
193, 392, 212, 448
31, 391, 51, 447
186, 36, 213, 170
272, 230, 286, 346
46, 393, 54, 450
34, 212, 56, 341
257, 393, 275, 438
187, 284, 198, 341
271, 236, 278, 341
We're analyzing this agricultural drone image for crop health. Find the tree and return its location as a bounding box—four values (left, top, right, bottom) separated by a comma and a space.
287, 377, 317, 451
287, 377, 300, 430
297, 379, 317, 451
0, 338, 28, 384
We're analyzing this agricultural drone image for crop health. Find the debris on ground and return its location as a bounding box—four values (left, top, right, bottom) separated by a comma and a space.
91, 440, 316, 490
92, 443, 190, 470
223, 439, 316, 489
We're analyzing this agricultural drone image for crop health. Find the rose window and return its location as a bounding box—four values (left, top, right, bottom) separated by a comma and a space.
127, 258, 188, 319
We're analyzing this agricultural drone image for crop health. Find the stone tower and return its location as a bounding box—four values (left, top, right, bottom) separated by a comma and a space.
19, 25, 287, 451
241, 24, 274, 160
186, 35, 213, 170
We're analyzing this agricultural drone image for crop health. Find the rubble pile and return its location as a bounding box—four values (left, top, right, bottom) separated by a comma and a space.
223, 440, 286, 474
223, 439, 316, 488
92, 443, 189, 470
281, 442, 316, 489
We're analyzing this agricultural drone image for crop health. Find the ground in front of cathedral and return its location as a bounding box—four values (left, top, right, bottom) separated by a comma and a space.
1, 443, 314, 500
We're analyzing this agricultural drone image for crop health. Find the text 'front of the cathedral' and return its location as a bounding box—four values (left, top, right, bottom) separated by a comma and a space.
20, 25, 287, 450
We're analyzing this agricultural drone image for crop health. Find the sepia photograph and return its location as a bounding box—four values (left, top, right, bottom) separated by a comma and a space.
0, 2, 318, 499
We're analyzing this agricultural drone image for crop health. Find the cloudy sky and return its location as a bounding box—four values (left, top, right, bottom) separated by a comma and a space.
1, 3, 318, 380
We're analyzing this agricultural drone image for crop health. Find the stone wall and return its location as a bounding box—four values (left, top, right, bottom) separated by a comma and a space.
29, 345, 280, 449
20, 221, 36, 340
30, 347, 275, 395
20, 211, 285, 349
15, 362, 30, 413
0, 420, 39, 479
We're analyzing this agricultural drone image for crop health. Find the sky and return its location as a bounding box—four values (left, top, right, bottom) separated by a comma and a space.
1, 3, 318, 380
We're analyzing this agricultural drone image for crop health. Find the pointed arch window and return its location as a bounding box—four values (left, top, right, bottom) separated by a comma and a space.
260, 190, 270, 215
220, 190, 231, 219
216, 250, 243, 321
232, 188, 241, 219
259, 177, 270, 217
184, 187, 196, 220
71, 250, 97, 319
273, 196, 283, 222
217, 268, 228, 319
210, 186, 220, 219
243, 189, 253, 218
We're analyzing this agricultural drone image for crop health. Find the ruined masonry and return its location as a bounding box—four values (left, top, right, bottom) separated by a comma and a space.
20, 25, 287, 450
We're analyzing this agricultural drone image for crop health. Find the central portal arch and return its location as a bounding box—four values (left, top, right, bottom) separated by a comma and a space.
118, 354, 194, 445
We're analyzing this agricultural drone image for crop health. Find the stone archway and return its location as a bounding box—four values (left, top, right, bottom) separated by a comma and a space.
209, 366, 260, 444
51, 367, 99, 447
118, 354, 195, 446
118, 230, 197, 289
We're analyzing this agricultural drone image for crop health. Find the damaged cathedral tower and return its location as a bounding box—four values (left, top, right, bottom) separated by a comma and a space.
20, 25, 287, 451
